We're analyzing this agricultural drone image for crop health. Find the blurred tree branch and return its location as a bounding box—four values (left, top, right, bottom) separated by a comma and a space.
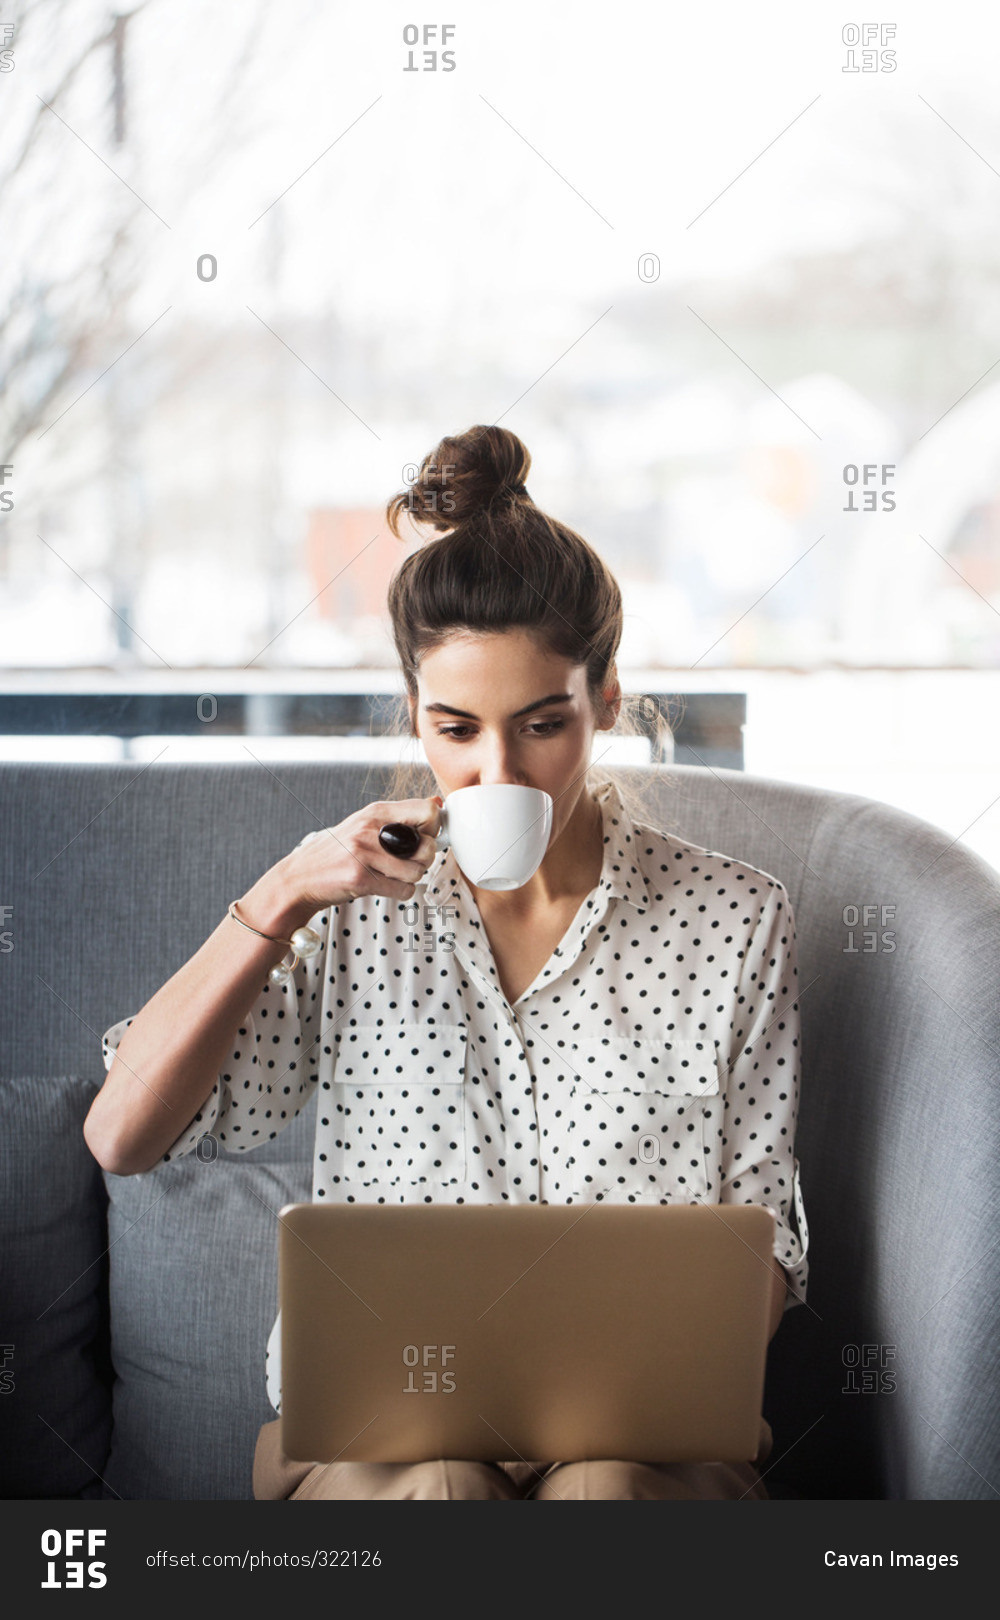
0, 0, 271, 464
3, 5, 149, 187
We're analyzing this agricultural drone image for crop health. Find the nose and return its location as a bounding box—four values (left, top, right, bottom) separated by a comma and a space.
477, 767, 529, 787
475, 735, 530, 788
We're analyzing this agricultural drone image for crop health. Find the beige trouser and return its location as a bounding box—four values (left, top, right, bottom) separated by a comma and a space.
252, 1417, 773, 1501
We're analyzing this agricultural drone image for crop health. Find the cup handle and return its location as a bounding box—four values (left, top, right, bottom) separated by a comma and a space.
435, 802, 451, 849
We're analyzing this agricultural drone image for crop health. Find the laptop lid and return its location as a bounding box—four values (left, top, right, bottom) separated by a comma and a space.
278, 1201, 775, 1465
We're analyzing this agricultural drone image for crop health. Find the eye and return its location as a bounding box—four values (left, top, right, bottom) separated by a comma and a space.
435, 718, 566, 740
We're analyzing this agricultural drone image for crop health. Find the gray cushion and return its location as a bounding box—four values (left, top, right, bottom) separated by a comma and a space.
0, 1076, 112, 1498
100, 1095, 315, 1499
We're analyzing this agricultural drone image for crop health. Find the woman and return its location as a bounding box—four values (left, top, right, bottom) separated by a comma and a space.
88, 424, 809, 1501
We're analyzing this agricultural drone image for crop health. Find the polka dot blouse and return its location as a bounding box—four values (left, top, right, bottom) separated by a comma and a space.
101, 778, 810, 1416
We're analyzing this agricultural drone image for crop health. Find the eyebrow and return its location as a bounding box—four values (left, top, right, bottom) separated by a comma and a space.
422, 692, 573, 721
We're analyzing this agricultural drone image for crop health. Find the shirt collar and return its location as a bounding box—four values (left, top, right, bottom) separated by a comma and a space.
592, 777, 653, 911
419, 778, 652, 915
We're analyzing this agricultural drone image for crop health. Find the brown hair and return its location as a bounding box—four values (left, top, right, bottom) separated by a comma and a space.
373, 423, 680, 832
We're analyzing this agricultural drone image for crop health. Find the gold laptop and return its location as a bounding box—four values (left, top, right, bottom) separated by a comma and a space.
277, 1201, 775, 1465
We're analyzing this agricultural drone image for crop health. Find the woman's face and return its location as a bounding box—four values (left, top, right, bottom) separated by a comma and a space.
409, 629, 619, 828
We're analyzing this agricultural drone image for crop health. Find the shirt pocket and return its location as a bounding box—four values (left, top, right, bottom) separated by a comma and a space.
565, 1036, 721, 1202
331, 1023, 468, 1188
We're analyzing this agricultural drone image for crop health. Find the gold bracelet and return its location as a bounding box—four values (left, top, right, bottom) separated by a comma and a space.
227, 899, 323, 987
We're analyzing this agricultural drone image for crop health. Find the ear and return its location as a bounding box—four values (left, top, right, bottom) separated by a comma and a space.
596, 671, 622, 731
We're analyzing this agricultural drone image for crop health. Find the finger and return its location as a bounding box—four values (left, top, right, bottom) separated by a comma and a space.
358, 848, 418, 887
360, 872, 420, 901
358, 837, 434, 886
386, 796, 444, 834
354, 827, 430, 876
407, 828, 441, 865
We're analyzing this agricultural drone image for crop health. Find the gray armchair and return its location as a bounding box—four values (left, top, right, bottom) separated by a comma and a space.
2, 760, 997, 1498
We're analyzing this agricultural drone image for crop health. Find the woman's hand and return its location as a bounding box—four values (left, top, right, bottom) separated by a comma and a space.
278, 795, 445, 917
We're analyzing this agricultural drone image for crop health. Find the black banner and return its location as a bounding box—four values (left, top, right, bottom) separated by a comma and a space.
3, 1499, 993, 1605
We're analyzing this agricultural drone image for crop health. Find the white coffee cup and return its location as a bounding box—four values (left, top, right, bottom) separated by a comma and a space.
435, 784, 553, 891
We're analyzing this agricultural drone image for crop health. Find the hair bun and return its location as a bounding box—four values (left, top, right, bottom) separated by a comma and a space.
386, 424, 531, 536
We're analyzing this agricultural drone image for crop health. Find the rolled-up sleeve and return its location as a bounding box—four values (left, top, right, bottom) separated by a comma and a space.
718, 879, 810, 1311
100, 831, 330, 1167
101, 1013, 226, 1162
100, 940, 325, 1167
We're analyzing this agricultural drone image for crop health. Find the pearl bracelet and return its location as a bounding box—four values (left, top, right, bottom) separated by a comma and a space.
227, 900, 323, 986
